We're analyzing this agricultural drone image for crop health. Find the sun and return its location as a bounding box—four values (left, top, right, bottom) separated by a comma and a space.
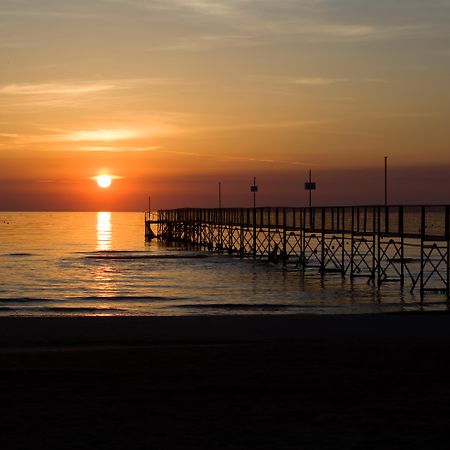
97, 175, 112, 189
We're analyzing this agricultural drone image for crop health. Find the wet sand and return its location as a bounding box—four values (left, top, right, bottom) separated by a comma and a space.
1, 313, 450, 449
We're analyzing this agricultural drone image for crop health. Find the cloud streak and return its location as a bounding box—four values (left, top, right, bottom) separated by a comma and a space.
64, 128, 143, 142
294, 77, 347, 86
185, 120, 327, 135
0, 78, 181, 97
78, 145, 160, 152
307, 24, 431, 42
0, 82, 116, 96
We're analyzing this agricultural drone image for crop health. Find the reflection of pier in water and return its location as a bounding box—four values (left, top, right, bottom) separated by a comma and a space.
145, 206, 450, 299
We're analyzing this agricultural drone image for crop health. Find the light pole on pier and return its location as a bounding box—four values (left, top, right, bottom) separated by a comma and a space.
218, 181, 223, 249
251, 177, 258, 209
250, 177, 258, 258
304, 170, 316, 208
384, 156, 388, 206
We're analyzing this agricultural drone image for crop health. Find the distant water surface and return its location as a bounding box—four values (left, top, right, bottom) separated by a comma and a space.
0, 212, 445, 316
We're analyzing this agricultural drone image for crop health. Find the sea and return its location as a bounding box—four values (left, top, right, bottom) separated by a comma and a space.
0, 211, 446, 316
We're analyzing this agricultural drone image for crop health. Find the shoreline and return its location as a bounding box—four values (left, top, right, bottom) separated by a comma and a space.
2, 311, 450, 348
3, 312, 450, 448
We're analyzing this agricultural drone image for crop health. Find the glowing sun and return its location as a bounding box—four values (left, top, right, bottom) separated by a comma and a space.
97, 175, 112, 189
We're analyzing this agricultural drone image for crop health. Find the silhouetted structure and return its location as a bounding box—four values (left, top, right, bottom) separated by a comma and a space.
146, 206, 450, 299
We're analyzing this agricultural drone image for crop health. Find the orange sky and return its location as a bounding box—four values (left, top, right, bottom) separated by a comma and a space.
1, 0, 450, 210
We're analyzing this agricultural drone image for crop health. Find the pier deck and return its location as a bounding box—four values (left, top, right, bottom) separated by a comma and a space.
146, 206, 450, 298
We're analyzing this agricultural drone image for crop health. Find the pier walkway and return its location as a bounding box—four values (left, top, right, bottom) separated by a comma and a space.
145, 206, 450, 298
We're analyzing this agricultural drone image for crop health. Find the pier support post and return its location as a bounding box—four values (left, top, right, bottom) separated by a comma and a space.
350, 207, 355, 278
420, 206, 425, 300
240, 209, 245, 256
253, 207, 257, 259
400, 206, 405, 287
376, 206, 381, 286
300, 208, 306, 268
446, 206, 449, 301
341, 208, 345, 276
267, 207, 271, 259
153, 204, 450, 303
282, 208, 287, 264
320, 208, 325, 274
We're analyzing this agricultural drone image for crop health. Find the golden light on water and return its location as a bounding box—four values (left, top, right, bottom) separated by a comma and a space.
96, 211, 112, 251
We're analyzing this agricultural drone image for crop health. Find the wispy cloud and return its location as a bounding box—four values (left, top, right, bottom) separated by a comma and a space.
156, 148, 313, 167
163, 150, 203, 157
0, 78, 179, 97
363, 78, 392, 84
218, 154, 313, 167
96, 0, 435, 52
314, 24, 379, 38
44, 123, 177, 144
187, 119, 326, 134
252, 20, 433, 44
294, 77, 347, 86
174, 0, 233, 16
64, 128, 143, 142
0, 78, 186, 109
309, 24, 430, 41
0, 82, 116, 96
0, 117, 180, 151
155, 33, 259, 52
0, 9, 94, 19
252, 75, 392, 90
78, 145, 160, 152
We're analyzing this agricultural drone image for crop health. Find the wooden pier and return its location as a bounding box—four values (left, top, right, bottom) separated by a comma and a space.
145, 206, 450, 298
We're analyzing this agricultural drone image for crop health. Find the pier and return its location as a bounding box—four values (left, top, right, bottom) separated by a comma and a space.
145, 206, 450, 298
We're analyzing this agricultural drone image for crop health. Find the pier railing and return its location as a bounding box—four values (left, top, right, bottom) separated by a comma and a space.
155, 205, 449, 239
147, 205, 450, 298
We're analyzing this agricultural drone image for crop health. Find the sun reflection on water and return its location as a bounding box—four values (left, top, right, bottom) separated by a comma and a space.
92, 263, 116, 297
96, 211, 112, 251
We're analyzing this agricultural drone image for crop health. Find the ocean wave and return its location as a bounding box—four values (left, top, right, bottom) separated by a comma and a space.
174, 303, 301, 311
0, 306, 125, 313
69, 295, 181, 302
84, 253, 208, 260
0, 297, 59, 303
40, 306, 126, 312
0, 295, 187, 303
2, 253, 38, 257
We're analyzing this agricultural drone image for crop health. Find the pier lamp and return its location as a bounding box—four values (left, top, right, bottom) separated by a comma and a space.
250, 177, 258, 258
250, 177, 258, 209
304, 170, 316, 208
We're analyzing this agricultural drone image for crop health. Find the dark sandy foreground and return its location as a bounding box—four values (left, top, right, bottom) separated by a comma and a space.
2, 313, 450, 449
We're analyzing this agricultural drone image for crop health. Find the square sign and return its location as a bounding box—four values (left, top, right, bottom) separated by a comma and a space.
250, 185, 258, 192
305, 182, 316, 190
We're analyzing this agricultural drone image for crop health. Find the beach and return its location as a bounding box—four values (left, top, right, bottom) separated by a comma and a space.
2, 313, 450, 449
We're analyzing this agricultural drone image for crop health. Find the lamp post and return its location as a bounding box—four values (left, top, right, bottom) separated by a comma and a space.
218, 181, 223, 250
304, 170, 316, 208
250, 177, 258, 258
384, 156, 388, 206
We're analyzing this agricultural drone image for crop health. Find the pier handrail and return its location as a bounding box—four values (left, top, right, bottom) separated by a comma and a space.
150, 205, 450, 240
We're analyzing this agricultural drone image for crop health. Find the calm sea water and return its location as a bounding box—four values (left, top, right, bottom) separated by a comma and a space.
0, 212, 446, 316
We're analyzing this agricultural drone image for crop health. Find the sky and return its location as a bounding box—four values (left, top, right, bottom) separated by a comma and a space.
0, 0, 449, 210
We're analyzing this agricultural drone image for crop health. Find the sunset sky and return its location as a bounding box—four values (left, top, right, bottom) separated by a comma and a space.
1, 0, 449, 210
